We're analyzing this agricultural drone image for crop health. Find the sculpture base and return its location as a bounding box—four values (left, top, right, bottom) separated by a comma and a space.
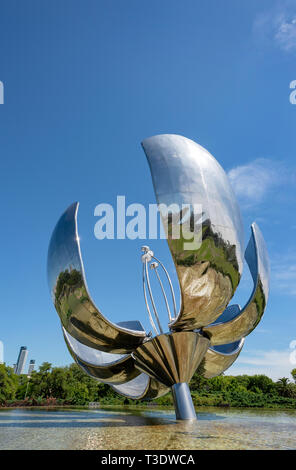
171, 383, 196, 420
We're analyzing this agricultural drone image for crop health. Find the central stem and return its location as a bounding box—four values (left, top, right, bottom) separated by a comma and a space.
171, 383, 197, 420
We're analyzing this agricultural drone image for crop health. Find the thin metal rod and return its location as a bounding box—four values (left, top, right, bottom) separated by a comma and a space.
142, 263, 159, 336
145, 260, 163, 334
152, 255, 177, 320
153, 267, 173, 322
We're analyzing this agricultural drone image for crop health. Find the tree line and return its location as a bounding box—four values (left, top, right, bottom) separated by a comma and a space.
0, 361, 296, 409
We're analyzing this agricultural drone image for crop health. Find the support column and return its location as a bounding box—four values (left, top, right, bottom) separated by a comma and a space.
171, 383, 196, 420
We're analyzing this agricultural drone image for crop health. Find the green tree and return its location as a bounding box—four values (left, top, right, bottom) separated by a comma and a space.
190, 358, 207, 391
15, 374, 30, 400
247, 375, 275, 394
28, 362, 53, 398
67, 363, 98, 402
48, 367, 70, 399
96, 381, 115, 399
276, 377, 296, 398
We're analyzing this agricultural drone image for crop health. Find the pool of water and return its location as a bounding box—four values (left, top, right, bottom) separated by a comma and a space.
0, 407, 295, 450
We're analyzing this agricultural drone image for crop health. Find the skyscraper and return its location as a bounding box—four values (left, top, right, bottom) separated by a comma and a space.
15, 347, 28, 375
27, 359, 35, 375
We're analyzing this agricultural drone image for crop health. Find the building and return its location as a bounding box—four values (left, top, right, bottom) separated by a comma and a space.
27, 359, 35, 375
15, 346, 28, 375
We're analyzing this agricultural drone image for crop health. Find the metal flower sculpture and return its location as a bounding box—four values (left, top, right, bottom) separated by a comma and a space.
47, 134, 269, 420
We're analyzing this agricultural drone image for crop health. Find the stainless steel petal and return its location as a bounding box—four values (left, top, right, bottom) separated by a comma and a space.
203, 223, 269, 344
142, 134, 244, 330
208, 304, 241, 325
203, 338, 245, 378
47, 202, 147, 353
132, 331, 210, 387
64, 328, 141, 385
111, 373, 169, 400
63, 327, 127, 365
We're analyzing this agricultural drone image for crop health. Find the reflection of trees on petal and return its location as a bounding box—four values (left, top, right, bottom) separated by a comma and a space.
169, 218, 240, 289
167, 217, 241, 331
54, 269, 86, 324
55, 269, 83, 301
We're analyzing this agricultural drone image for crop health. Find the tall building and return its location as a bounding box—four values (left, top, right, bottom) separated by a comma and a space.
27, 359, 35, 375
15, 346, 28, 375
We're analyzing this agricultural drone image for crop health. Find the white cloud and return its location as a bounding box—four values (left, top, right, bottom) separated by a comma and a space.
271, 252, 296, 296
255, 328, 272, 334
253, 3, 296, 53
275, 15, 296, 52
227, 158, 283, 205
226, 348, 295, 381
227, 160, 296, 295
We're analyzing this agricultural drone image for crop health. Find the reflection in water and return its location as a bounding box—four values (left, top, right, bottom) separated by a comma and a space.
0, 407, 295, 450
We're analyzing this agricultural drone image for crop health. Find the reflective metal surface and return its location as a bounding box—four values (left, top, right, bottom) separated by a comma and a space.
63, 328, 140, 384
47, 202, 147, 353
142, 134, 244, 330
111, 373, 169, 400
172, 383, 197, 420
132, 332, 210, 387
203, 223, 270, 345
47, 134, 270, 420
203, 338, 245, 378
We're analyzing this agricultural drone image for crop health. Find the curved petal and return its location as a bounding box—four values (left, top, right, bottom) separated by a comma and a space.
64, 328, 141, 384
203, 338, 245, 378
111, 373, 169, 400
47, 202, 147, 353
203, 223, 269, 345
132, 332, 210, 387
63, 327, 126, 365
142, 134, 244, 330
207, 304, 241, 325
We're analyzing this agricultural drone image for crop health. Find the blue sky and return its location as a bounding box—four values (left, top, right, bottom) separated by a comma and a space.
0, 0, 295, 380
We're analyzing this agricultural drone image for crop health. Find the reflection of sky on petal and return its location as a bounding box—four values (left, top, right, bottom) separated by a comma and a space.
112, 373, 150, 398
253, 223, 270, 299
63, 328, 125, 365
242, 222, 270, 308
212, 338, 244, 355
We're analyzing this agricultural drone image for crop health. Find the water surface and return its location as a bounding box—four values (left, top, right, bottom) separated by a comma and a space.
0, 407, 295, 450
